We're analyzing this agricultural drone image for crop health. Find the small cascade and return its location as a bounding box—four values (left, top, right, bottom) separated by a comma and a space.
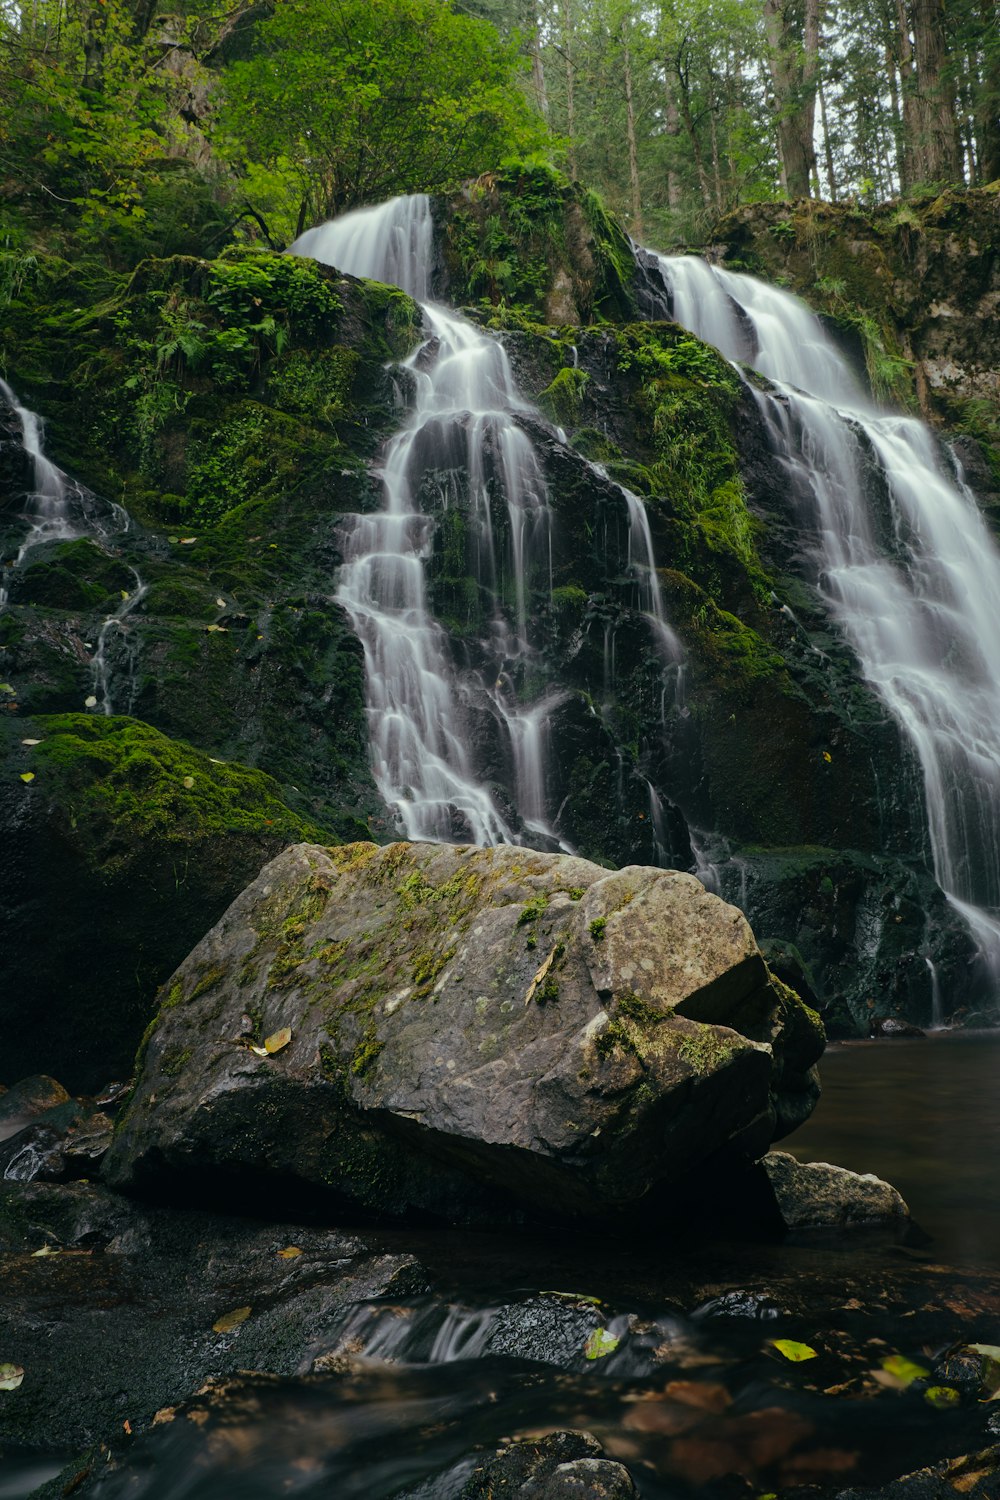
925, 956, 945, 1030
91, 567, 148, 715
1, 376, 142, 715
0, 377, 78, 606
311, 1293, 678, 1380
291, 197, 565, 846
646, 250, 1000, 978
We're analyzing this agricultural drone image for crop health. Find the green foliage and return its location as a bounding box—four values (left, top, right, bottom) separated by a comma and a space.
219, 0, 550, 231
538, 366, 590, 426
612, 323, 767, 589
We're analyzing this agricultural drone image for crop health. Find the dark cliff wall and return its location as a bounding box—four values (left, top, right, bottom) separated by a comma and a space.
1, 170, 995, 1087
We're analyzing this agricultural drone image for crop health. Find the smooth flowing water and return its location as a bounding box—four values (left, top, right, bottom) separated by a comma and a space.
292, 199, 693, 851
0, 377, 78, 608
293, 199, 570, 846
646, 253, 1000, 973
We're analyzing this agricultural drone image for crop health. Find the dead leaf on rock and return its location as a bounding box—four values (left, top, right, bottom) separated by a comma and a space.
0, 1363, 24, 1390
264, 1028, 291, 1054
212, 1306, 251, 1334
277, 1246, 302, 1260
31, 1244, 60, 1258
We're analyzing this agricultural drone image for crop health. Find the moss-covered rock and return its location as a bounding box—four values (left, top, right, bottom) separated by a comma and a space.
0, 713, 335, 1091
440, 163, 636, 324
104, 840, 823, 1225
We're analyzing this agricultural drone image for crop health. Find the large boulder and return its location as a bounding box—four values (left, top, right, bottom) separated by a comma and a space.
104, 841, 824, 1224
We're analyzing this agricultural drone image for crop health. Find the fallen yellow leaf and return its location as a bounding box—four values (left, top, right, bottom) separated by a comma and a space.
0, 1363, 24, 1391
772, 1339, 818, 1362
19, 772, 34, 783
212, 1306, 251, 1334
277, 1246, 302, 1260
264, 1027, 292, 1054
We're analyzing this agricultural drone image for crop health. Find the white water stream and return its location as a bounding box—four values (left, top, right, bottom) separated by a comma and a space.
1, 377, 142, 713
649, 253, 1000, 971
0, 377, 79, 608
292, 197, 571, 846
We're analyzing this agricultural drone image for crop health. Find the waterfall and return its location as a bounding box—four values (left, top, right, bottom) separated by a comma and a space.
648, 252, 1000, 973
290, 197, 565, 846
0, 377, 78, 607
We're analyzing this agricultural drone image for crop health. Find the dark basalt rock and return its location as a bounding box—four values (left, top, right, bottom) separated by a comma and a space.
104, 840, 825, 1226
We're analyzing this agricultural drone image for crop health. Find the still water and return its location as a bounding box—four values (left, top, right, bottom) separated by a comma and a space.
785, 1032, 1000, 1270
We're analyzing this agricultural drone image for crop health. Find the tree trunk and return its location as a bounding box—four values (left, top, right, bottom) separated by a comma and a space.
622, 23, 643, 235
977, 22, 1000, 182
818, 74, 838, 200
902, 0, 963, 183
561, 0, 577, 177
664, 85, 683, 211
671, 49, 713, 208
528, 0, 548, 118
896, 0, 917, 186
762, 0, 821, 199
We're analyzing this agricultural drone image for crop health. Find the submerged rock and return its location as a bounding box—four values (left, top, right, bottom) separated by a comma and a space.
104, 841, 824, 1225
763, 1151, 909, 1231
454, 1432, 638, 1498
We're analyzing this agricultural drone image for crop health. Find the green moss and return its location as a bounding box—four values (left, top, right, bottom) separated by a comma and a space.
538, 366, 590, 427
615, 989, 662, 1026
350, 1025, 384, 1078
188, 965, 226, 1002
588, 917, 607, 942
536, 977, 559, 1005
676, 1024, 740, 1074
30, 713, 331, 869
160, 1045, 193, 1078
12, 539, 135, 613
444, 166, 635, 323
517, 893, 549, 927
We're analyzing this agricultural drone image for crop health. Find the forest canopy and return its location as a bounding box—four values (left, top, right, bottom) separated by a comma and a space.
0, 0, 996, 261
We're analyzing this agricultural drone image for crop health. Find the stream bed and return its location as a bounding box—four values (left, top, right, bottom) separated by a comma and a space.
3, 1036, 999, 1498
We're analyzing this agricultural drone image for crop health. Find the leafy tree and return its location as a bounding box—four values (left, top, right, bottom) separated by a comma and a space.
220, 0, 550, 237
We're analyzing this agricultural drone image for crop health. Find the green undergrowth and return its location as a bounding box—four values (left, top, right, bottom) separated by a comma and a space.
609, 324, 772, 600
0, 248, 419, 532
444, 162, 635, 323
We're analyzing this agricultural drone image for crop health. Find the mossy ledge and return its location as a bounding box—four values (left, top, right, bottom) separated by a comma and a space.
0, 713, 336, 1092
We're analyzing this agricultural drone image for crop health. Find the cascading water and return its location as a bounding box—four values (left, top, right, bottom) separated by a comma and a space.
0, 377, 78, 607
647, 251, 1000, 973
1, 377, 142, 716
291, 197, 568, 846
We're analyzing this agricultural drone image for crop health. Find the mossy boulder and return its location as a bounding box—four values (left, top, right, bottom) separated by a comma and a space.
0, 713, 334, 1092
104, 840, 824, 1226
7, 538, 135, 613
440, 164, 636, 324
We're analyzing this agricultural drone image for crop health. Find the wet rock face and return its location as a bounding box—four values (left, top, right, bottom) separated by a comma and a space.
104, 841, 824, 1225
0, 395, 32, 517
